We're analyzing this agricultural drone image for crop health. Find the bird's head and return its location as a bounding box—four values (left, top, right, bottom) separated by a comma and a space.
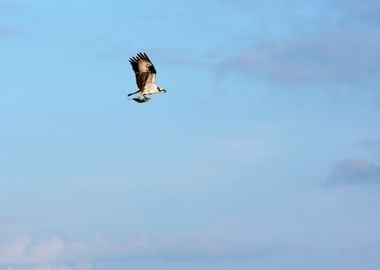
158, 87, 167, 93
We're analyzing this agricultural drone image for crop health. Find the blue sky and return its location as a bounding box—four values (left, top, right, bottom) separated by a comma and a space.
1, 0, 380, 269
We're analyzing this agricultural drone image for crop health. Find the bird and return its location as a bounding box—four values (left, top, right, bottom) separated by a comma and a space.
127, 52, 166, 103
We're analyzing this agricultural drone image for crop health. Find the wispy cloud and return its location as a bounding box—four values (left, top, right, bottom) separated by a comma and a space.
0, 235, 293, 268
222, 30, 380, 85
331, 0, 380, 25
215, 0, 380, 85
5, 262, 91, 270
355, 137, 380, 150
0, 3, 24, 38
0, 3, 19, 13
0, 27, 24, 37
326, 158, 380, 186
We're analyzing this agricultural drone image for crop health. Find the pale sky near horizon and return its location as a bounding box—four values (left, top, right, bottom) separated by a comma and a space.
1, 1, 380, 270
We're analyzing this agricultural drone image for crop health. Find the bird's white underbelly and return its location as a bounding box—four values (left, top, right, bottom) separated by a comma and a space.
143, 83, 159, 94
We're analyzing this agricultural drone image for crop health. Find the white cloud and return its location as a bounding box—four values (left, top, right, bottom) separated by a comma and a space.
0, 234, 293, 268
6, 262, 92, 270
0, 236, 104, 265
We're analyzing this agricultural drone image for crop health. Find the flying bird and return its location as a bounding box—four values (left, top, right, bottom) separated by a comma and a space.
127, 52, 166, 103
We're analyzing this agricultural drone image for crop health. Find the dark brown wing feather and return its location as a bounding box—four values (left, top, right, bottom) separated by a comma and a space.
129, 52, 157, 90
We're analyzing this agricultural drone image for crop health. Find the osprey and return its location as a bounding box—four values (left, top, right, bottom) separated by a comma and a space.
127, 52, 167, 103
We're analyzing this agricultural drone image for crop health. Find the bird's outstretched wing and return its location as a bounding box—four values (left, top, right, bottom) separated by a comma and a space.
129, 52, 157, 90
